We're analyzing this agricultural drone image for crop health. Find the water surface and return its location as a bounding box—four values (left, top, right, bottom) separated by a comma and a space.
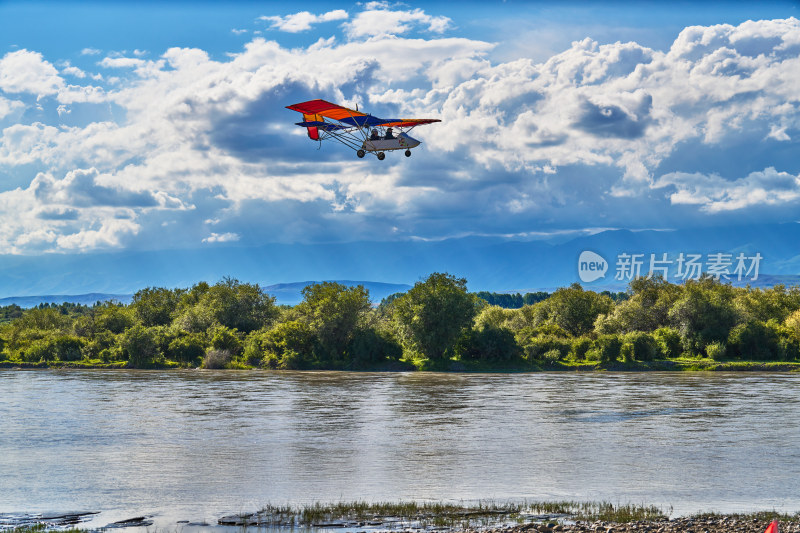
1, 370, 799, 528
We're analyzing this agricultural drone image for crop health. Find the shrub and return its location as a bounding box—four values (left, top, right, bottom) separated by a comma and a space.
653, 327, 682, 358
570, 337, 593, 360
50, 335, 84, 361
620, 342, 634, 363
705, 341, 727, 360
348, 328, 403, 366
94, 304, 135, 334
521, 335, 571, 361
591, 334, 623, 364
623, 331, 658, 362
20, 335, 84, 362
209, 326, 242, 356
202, 349, 232, 369
727, 320, 781, 361
22, 339, 56, 362
257, 321, 317, 369
99, 347, 120, 363
532, 323, 570, 338
82, 330, 117, 360
778, 330, 800, 361
167, 334, 207, 364
542, 348, 562, 363
474, 305, 513, 331
120, 324, 161, 368
456, 326, 521, 362
242, 330, 268, 367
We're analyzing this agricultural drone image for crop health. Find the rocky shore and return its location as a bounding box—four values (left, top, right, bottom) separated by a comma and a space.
483, 518, 800, 533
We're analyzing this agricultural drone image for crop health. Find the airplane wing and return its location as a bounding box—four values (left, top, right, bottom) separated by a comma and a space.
287, 99, 440, 139
378, 119, 441, 128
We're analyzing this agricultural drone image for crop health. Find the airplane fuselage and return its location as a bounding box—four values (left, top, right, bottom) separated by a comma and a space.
362, 132, 421, 152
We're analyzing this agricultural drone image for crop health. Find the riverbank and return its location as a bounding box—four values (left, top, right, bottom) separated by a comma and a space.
2, 358, 800, 372
6, 505, 798, 533
214, 502, 798, 531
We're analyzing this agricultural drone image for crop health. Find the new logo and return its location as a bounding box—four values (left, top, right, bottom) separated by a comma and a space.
578, 250, 608, 283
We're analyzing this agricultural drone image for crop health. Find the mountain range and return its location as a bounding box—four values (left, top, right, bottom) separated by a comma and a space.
0, 222, 797, 304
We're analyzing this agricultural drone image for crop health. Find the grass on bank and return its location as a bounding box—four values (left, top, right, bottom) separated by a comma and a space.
7, 503, 800, 532
3, 526, 86, 533
245, 500, 670, 525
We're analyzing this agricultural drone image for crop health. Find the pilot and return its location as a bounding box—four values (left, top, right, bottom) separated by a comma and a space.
370, 129, 380, 140
384, 127, 395, 140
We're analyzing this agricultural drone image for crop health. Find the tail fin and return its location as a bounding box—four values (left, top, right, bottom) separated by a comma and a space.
303, 114, 320, 141
765, 521, 779, 533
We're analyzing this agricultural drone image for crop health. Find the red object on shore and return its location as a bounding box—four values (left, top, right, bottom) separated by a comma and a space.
764, 520, 779, 533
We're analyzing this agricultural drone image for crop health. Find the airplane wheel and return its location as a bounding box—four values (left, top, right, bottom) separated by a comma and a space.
377, 152, 385, 160
405, 150, 411, 157
357, 150, 365, 158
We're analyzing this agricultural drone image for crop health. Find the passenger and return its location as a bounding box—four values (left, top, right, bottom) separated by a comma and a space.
384, 127, 395, 140
370, 129, 380, 140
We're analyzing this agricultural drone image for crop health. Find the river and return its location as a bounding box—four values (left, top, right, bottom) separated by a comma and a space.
1, 370, 799, 529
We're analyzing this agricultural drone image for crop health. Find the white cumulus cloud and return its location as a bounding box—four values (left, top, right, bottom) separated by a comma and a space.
347, 7, 451, 38
1, 13, 799, 253
203, 232, 240, 243
0, 49, 64, 96
260, 9, 349, 33
654, 168, 800, 213
0, 96, 24, 120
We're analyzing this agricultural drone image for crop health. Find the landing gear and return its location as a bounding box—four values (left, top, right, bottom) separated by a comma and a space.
405, 149, 411, 157
377, 152, 385, 160
357, 149, 365, 158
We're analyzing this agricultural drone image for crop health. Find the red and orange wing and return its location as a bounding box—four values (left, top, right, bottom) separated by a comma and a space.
287, 99, 441, 139
378, 118, 441, 128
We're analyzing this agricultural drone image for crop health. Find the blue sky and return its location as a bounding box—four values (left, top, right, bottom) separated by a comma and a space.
1, 0, 799, 261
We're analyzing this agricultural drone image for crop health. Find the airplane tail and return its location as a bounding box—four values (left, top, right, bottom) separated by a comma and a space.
765, 520, 779, 533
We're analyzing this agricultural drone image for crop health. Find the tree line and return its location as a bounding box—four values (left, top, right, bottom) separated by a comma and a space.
2, 273, 800, 370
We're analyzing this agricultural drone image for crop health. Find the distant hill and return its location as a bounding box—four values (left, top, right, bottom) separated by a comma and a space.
3, 271, 799, 310
0, 282, 412, 309
0, 293, 132, 308
0, 222, 797, 296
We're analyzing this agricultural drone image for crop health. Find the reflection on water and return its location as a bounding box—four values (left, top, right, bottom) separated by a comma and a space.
1, 370, 799, 529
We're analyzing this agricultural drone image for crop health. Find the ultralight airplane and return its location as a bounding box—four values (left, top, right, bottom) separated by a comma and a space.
286, 99, 440, 160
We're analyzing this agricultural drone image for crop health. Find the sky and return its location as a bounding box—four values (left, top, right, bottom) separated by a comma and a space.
0, 0, 799, 264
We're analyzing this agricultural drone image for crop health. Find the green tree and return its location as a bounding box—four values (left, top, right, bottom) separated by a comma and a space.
209, 326, 242, 356
94, 303, 135, 334
727, 320, 782, 360
668, 278, 739, 354
705, 341, 727, 360
595, 276, 681, 334
202, 278, 278, 333
734, 284, 800, 324
538, 283, 614, 336
253, 320, 317, 369
296, 282, 372, 361
348, 328, 403, 365
653, 327, 682, 358
131, 287, 184, 327
622, 331, 658, 361
518, 334, 571, 362
455, 326, 521, 362
570, 337, 593, 360
167, 334, 207, 364
589, 334, 623, 364
50, 335, 85, 361
474, 305, 514, 331
120, 324, 161, 367
391, 272, 480, 360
